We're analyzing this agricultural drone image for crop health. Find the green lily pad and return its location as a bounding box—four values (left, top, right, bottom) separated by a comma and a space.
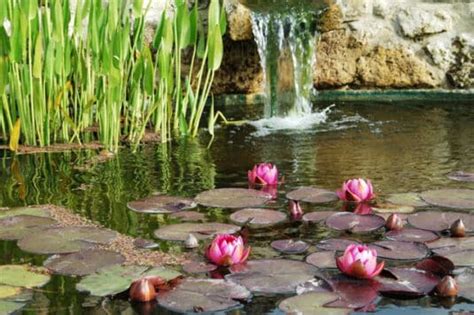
420, 189, 474, 209
127, 195, 196, 214
0, 287, 33, 314
157, 279, 251, 313
278, 292, 350, 315
0, 300, 26, 314
286, 187, 338, 204
0, 265, 50, 288
385, 193, 428, 208
230, 208, 287, 228
18, 226, 118, 254
154, 223, 241, 241
0, 286, 21, 299
407, 211, 474, 232
0, 215, 57, 240
44, 249, 125, 276
77, 265, 181, 297
226, 259, 319, 294
0, 207, 51, 219
195, 188, 272, 209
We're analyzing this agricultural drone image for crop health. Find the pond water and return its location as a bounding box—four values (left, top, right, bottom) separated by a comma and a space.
1, 100, 474, 314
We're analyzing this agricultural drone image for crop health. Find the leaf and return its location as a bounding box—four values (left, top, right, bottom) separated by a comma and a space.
33, 33, 43, 79
207, 25, 223, 71
0, 56, 8, 95
133, 0, 144, 17
189, 3, 199, 45
0, 265, 50, 288
152, 10, 166, 49
9, 119, 21, 152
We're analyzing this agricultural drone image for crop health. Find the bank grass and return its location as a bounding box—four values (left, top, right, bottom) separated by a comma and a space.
0, 0, 226, 152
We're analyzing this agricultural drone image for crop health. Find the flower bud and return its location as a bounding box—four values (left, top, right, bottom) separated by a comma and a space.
289, 200, 303, 221
130, 279, 157, 302
450, 219, 465, 238
185, 234, 199, 249
385, 213, 403, 231
436, 276, 458, 297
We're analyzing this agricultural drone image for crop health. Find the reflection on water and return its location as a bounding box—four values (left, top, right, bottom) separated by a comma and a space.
1, 101, 474, 313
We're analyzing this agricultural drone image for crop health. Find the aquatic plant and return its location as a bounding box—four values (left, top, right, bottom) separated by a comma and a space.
337, 178, 375, 203
336, 244, 384, 279
288, 200, 303, 220
0, 0, 226, 152
206, 234, 250, 266
248, 163, 279, 186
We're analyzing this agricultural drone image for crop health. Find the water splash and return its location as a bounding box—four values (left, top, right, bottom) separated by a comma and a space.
251, 10, 318, 118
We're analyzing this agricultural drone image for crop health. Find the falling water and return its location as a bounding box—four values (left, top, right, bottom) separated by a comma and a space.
251, 10, 318, 118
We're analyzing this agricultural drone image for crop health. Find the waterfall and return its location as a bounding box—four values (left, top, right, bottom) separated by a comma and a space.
251, 10, 318, 118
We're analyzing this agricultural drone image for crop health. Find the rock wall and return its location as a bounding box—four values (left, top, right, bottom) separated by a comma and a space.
223, 0, 474, 93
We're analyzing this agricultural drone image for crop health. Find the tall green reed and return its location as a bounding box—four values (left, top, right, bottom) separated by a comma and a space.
0, 0, 226, 152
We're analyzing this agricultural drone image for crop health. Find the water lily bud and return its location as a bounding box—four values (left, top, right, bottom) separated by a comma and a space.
289, 200, 303, 220
185, 234, 199, 249
450, 219, 465, 238
436, 276, 458, 297
337, 178, 375, 203
206, 234, 251, 266
385, 214, 403, 231
336, 244, 384, 279
130, 279, 157, 302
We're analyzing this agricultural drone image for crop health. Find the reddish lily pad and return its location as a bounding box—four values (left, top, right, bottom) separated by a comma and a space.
407, 211, 474, 232
170, 211, 205, 222
153, 223, 241, 241
271, 240, 309, 254
427, 237, 474, 267
0, 215, 57, 240
195, 188, 272, 209
182, 262, 218, 274
448, 171, 474, 183
226, 259, 319, 294
326, 275, 380, 309
286, 187, 338, 204
302, 211, 338, 223
278, 292, 350, 315
44, 249, 125, 276
230, 208, 287, 228
325, 212, 385, 233
127, 195, 196, 214
157, 279, 251, 313
306, 251, 337, 269
420, 189, 474, 209
316, 239, 360, 252
456, 268, 474, 301
385, 193, 428, 208
378, 267, 439, 297
369, 240, 429, 260
415, 256, 455, 276
17, 226, 118, 254
385, 228, 439, 243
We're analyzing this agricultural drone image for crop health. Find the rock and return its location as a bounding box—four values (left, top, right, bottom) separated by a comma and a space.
426, 36, 456, 70
337, 0, 373, 20
356, 46, 441, 88
397, 7, 452, 38
372, 0, 397, 18
447, 34, 474, 88
226, 1, 253, 41
319, 4, 343, 33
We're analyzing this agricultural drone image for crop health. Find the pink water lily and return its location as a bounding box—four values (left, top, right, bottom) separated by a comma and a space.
337, 178, 375, 202
336, 244, 384, 279
206, 234, 251, 267
289, 200, 304, 220
248, 163, 279, 186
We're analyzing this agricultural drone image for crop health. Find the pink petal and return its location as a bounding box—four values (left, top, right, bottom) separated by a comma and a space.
369, 261, 385, 278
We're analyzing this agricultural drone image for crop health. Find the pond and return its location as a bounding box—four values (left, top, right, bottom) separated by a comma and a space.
1, 100, 474, 314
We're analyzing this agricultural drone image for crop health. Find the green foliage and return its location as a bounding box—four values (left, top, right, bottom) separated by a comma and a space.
0, 0, 227, 151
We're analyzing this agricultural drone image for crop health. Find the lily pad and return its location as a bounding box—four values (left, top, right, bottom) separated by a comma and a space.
271, 240, 309, 254
44, 249, 125, 276
369, 240, 429, 260
306, 251, 337, 269
157, 279, 251, 313
230, 208, 287, 228
0, 286, 21, 299
77, 265, 181, 297
286, 187, 338, 204
385, 193, 428, 208
302, 211, 338, 223
18, 226, 118, 254
428, 236, 474, 252
226, 259, 319, 294
325, 212, 385, 233
420, 189, 474, 209
182, 262, 218, 274
456, 268, 474, 301
0, 265, 50, 288
0, 207, 51, 219
0, 300, 26, 314
316, 239, 360, 252
326, 275, 380, 309
170, 211, 205, 222
127, 195, 196, 214
154, 223, 241, 241
0, 215, 57, 240
448, 171, 474, 183
378, 267, 439, 297
385, 228, 439, 243
373, 204, 415, 214
415, 256, 455, 276
407, 211, 474, 232
278, 292, 350, 315
195, 188, 271, 209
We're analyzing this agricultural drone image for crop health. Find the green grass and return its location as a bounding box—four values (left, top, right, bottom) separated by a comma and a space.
0, 0, 226, 152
